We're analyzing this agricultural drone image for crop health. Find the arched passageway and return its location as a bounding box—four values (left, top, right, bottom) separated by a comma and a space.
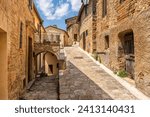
44, 52, 59, 76
35, 51, 59, 77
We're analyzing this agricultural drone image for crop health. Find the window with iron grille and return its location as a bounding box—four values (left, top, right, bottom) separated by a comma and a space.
102, 0, 107, 17
19, 22, 23, 48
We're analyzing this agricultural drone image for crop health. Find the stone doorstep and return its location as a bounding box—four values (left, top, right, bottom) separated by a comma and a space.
26, 79, 36, 90
78, 47, 150, 100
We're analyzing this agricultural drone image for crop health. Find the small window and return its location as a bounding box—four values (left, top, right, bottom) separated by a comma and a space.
74, 34, 77, 40
105, 35, 109, 49
85, 5, 88, 16
57, 63, 59, 68
19, 22, 23, 48
86, 30, 88, 36
92, 0, 96, 15
102, 0, 107, 18
37, 24, 41, 33
56, 35, 60, 42
120, 0, 125, 4
29, 0, 33, 9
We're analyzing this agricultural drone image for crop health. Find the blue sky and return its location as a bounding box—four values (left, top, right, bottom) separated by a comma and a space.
35, 0, 82, 30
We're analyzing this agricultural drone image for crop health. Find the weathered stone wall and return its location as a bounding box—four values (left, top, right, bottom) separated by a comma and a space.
45, 26, 69, 48
79, 14, 93, 53
96, 0, 150, 96
0, 0, 36, 99
67, 23, 79, 45
78, 0, 97, 54
65, 16, 79, 45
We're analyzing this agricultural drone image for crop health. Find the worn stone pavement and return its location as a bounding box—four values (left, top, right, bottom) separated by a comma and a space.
22, 77, 59, 100
60, 46, 137, 100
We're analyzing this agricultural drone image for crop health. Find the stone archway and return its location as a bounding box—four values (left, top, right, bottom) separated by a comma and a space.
34, 42, 60, 77
34, 42, 60, 58
0, 29, 8, 99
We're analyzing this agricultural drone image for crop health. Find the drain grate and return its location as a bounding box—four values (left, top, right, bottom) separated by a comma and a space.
74, 56, 83, 59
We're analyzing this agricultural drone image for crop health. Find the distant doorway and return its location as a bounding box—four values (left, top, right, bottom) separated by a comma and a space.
44, 52, 59, 76
124, 32, 135, 78
0, 29, 8, 99
48, 65, 53, 74
83, 32, 86, 50
28, 37, 33, 82
119, 30, 135, 79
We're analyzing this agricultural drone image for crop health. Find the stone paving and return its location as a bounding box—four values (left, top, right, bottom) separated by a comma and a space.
22, 77, 59, 100
60, 46, 137, 100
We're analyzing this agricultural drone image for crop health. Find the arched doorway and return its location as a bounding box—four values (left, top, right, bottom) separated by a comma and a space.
44, 52, 59, 76
118, 29, 135, 79
35, 51, 59, 77
0, 29, 8, 99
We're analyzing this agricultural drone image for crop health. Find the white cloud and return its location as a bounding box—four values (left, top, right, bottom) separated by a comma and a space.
67, 0, 82, 12
36, 0, 69, 20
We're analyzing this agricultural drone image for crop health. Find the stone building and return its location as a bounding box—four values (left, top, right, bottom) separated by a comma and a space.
65, 16, 79, 45
45, 25, 69, 48
96, 0, 150, 96
0, 0, 45, 99
34, 25, 68, 76
77, 0, 97, 53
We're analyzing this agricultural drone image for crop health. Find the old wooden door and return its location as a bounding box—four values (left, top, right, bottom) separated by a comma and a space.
124, 32, 135, 78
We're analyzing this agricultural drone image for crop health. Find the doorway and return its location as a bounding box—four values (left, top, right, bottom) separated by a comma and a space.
83, 32, 86, 50
28, 37, 33, 82
0, 29, 8, 99
48, 65, 53, 74
124, 32, 135, 78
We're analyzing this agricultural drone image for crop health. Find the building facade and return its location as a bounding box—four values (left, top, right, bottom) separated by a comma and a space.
45, 26, 69, 48
35, 25, 68, 77
77, 0, 97, 53
65, 16, 79, 45
0, 0, 41, 99
96, 0, 150, 96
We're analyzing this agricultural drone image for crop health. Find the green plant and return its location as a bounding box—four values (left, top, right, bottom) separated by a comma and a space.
98, 56, 101, 63
92, 52, 98, 61
117, 70, 128, 78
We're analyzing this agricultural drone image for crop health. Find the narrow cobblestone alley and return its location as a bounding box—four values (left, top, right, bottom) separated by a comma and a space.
22, 77, 59, 100
59, 45, 146, 100
22, 45, 149, 100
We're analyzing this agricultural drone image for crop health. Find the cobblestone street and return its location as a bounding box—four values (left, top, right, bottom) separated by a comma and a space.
59, 46, 146, 100
22, 46, 149, 100
22, 77, 59, 100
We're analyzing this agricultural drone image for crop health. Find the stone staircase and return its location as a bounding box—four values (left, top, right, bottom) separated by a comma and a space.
21, 76, 59, 100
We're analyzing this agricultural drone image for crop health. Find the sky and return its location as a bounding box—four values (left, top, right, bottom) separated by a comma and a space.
34, 0, 82, 30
